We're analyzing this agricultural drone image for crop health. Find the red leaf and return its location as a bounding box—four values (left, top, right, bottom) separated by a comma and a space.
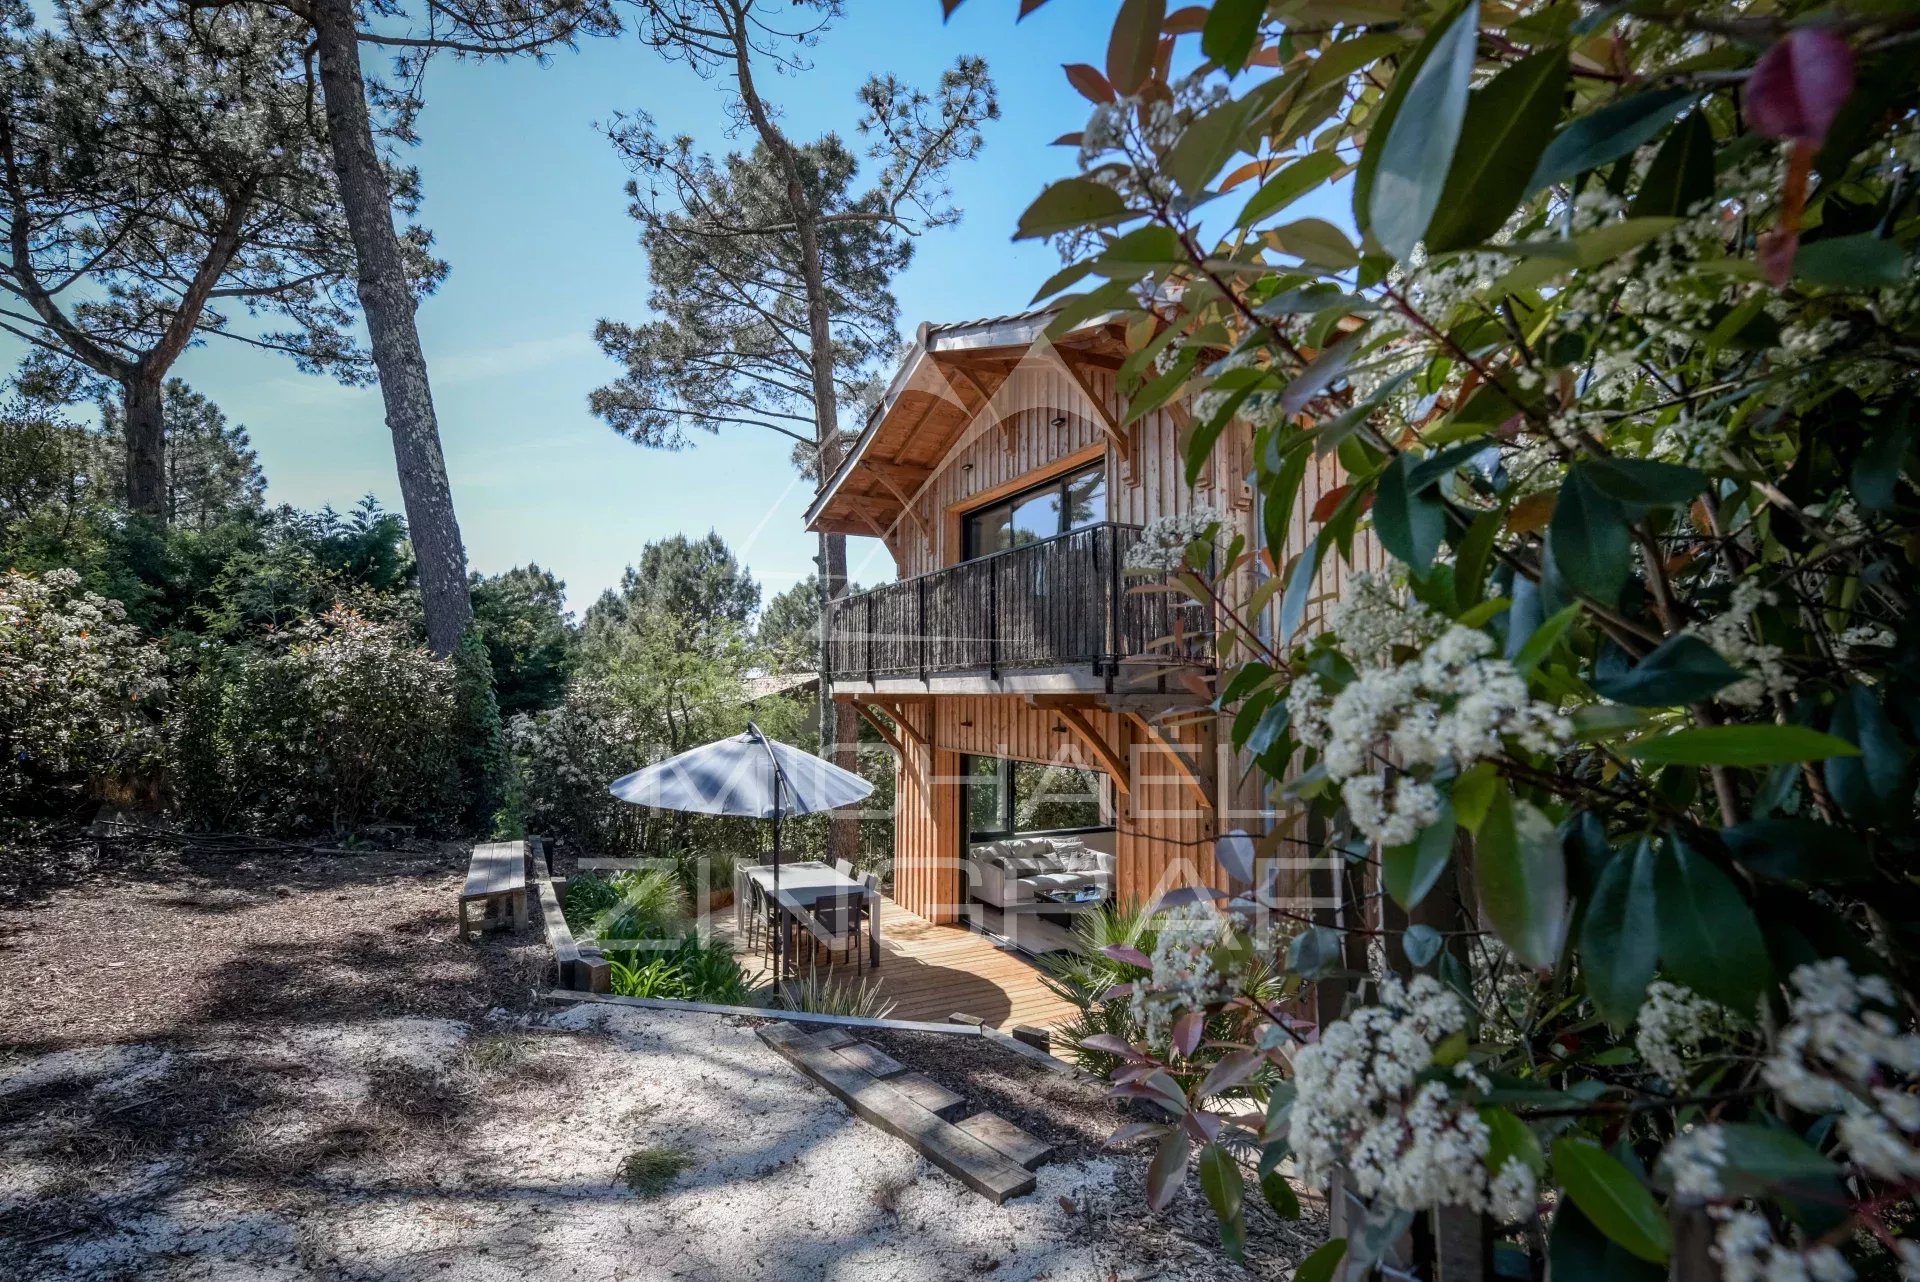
1107, 1121, 1168, 1146
1050, 132, 1084, 147
1063, 62, 1117, 105
1172, 1011, 1205, 1058
1079, 1032, 1151, 1062
1101, 942, 1152, 968
1746, 28, 1855, 143
1758, 226, 1800, 288
1310, 483, 1350, 523
1058, 1196, 1079, 1214
1018, 0, 1053, 16
1197, 1049, 1262, 1099
1164, 5, 1208, 34
1147, 1129, 1191, 1211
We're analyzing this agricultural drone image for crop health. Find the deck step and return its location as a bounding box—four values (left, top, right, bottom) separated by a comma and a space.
889, 1072, 968, 1121
831, 1041, 907, 1079
956, 1111, 1055, 1171
759, 1023, 1036, 1204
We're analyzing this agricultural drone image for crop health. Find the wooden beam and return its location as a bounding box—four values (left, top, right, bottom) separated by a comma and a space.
1124, 712, 1214, 812
1048, 704, 1130, 797
869, 469, 932, 544
854, 703, 905, 757
886, 703, 929, 750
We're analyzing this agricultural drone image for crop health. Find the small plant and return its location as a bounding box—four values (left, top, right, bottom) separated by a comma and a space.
617, 1144, 691, 1198
606, 934, 749, 1005
778, 965, 896, 1020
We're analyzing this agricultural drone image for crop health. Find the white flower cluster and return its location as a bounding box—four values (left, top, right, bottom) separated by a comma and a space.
1125, 507, 1222, 573
1687, 578, 1795, 709
1289, 580, 1569, 846
1128, 903, 1236, 1051
1660, 1124, 1856, 1282
1635, 979, 1738, 1084
0, 568, 168, 801
1765, 959, 1920, 1182
1290, 975, 1537, 1221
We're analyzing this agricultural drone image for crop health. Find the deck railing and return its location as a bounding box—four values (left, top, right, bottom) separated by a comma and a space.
825, 522, 1212, 683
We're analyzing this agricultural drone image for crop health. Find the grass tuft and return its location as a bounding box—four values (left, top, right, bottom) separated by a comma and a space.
617, 1144, 693, 1197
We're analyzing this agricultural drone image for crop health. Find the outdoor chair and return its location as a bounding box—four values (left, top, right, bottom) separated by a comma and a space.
801, 891, 864, 973
833, 858, 855, 878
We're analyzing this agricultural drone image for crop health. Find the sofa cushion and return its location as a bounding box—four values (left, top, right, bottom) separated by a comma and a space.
1024, 871, 1100, 895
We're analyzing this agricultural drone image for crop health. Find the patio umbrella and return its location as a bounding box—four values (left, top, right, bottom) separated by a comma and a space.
607, 721, 873, 978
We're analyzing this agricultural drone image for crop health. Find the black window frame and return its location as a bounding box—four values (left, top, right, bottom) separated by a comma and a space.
960, 460, 1107, 561
961, 753, 1114, 843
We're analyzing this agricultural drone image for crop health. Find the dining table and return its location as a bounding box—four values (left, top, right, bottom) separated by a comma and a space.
734, 859, 882, 970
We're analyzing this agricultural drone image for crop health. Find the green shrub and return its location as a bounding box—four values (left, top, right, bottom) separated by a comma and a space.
566, 868, 687, 944
0, 568, 168, 816
616, 1145, 691, 1198
169, 605, 464, 836
607, 935, 748, 1005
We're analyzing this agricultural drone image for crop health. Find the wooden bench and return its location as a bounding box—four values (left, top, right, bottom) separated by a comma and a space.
459, 840, 529, 941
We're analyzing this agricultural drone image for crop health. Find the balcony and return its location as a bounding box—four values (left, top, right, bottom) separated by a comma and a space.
824, 522, 1212, 692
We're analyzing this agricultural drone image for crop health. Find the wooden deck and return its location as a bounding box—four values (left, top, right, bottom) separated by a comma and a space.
717, 896, 1082, 1032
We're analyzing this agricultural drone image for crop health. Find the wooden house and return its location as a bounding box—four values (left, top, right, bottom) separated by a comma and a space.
805, 308, 1368, 947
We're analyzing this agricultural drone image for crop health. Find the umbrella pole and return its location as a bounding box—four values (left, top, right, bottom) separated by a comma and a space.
771, 770, 783, 985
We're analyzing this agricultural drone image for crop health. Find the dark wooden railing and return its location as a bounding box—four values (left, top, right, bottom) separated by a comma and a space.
825, 522, 1212, 683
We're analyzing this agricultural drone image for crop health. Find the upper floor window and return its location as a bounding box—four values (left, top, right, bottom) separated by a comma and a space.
962, 461, 1107, 559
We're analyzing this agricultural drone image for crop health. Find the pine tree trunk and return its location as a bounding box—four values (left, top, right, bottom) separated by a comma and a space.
820, 528, 861, 863
122, 374, 166, 520
310, 0, 471, 656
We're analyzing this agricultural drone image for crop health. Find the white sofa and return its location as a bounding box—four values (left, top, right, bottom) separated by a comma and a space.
966, 836, 1116, 909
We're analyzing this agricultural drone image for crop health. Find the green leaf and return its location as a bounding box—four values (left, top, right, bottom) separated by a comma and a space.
1202, 0, 1264, 74
1723, 819, 1876, 884
1368, 2, 1479, 260
1482, 1105, 1545, 1174
1198, 1141, 1245, 1224
1513, 602, 1583, 676
1257, 1146, 1302, 1218
1352, 12, 1449, 239
1550, 466, 1631, 604
1168, 99, 1250, 197
1624, 724, 1862, 767
1373, 454, 1447, 571
1529, 88, 1703, 193
1713, 1124, 1848, 1236
1016, 178, 1131, 240
1550, 1199, 1667, 1282
1825, 682, 1909, 822
1269, 217, 1360, 270
1452, 761, 1498, 831
1107, 0, 1166, 96
1385, 800, 1456, 909
1293, 1239, 1348, 1282
1096, 225, 1184, 270
1427, 49, 1570, 252
1629, 109, 1714, 218
1580, 838, 1658, 1027
1583, 457, 1708, 508
1475, 792, 1568, 969
1029, 258, 1098, 303
1553, 1137, 1672, 1264
1237, 151, 1342, 226
1797, 233, 1908, 289
1592, 634, 1742, 707
1852, 409, 1912, 512
1654, 836, 1773, 1012
1402, 923, 1443, 967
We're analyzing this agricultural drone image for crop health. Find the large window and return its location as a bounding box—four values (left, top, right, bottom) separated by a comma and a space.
963, 754, 1111, 841
962, 461, 1107, 559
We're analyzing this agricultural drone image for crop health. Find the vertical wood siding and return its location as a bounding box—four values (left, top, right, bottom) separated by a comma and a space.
883, 694, 1224, 918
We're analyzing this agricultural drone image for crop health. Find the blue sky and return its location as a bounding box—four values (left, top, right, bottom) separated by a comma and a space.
146, 2, 1117, 615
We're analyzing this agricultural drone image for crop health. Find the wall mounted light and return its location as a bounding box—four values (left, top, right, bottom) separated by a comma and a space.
1051, 415, 1067, 427
961, 462, 974, 474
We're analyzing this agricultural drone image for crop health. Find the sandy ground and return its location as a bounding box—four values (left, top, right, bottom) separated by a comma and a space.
0, 840, 1320, 1280
1, 1004, 1319, 1281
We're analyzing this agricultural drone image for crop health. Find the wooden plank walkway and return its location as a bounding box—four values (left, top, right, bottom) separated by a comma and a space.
717, 896, 1082, 1033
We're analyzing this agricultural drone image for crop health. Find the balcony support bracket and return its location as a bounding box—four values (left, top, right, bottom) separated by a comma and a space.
1031, 700, 1130, 798
1124, 712, 1214, 813
885, 702, 929, 752
853, 703, 906, 758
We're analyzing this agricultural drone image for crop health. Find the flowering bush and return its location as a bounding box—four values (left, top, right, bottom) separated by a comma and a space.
0, 567, 167, 812
993, 0, 1920, 1276
170, 606, 465, 834
506, 678, 652, 857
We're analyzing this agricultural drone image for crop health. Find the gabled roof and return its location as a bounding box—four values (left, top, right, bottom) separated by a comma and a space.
804, 309, 1129, 538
